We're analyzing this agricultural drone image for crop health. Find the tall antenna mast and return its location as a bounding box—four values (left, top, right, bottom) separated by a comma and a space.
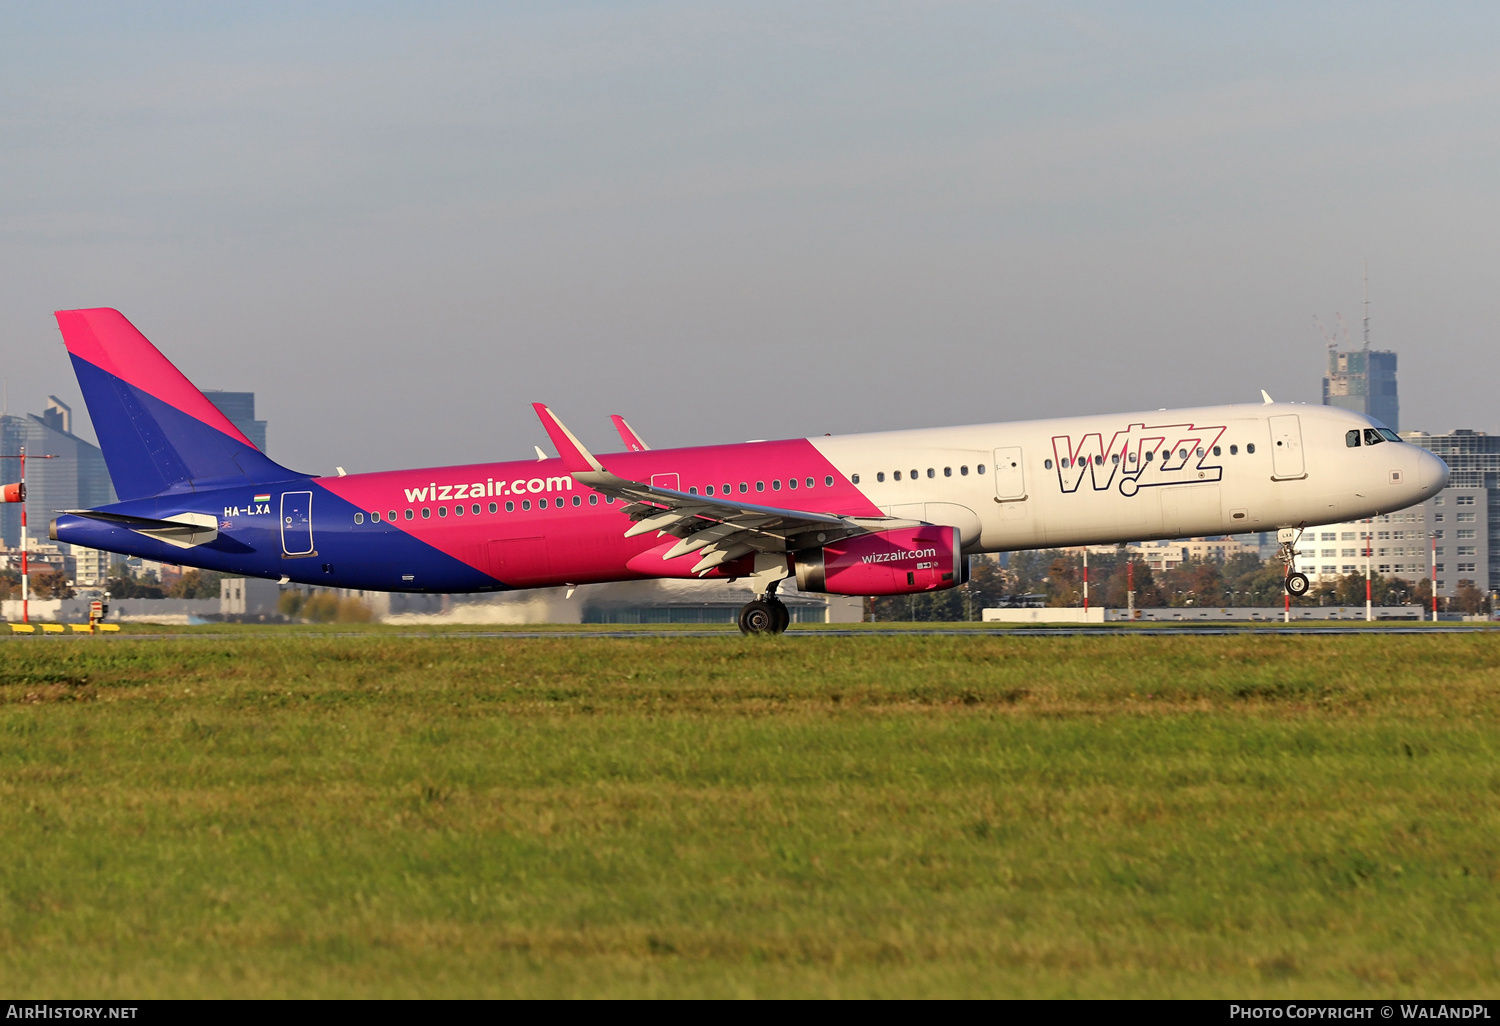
1362, 260, 1370, 349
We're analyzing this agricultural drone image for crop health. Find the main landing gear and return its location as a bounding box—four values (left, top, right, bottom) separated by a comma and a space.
1277, 526, 1310, 596
739, 567, 791, 636
738, 596, 789, 635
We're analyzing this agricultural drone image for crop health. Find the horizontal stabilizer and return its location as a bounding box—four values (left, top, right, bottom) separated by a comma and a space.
56, 509, 219, 549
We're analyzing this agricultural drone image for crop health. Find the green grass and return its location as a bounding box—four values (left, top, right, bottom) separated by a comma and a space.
2, 632, 1499, 997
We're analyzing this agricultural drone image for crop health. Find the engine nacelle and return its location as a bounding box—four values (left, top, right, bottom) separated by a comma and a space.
1, 482, 22, 503
794, 525, 962, 596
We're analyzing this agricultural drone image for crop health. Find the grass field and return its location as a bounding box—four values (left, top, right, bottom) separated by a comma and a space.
2, 629, 1498, 997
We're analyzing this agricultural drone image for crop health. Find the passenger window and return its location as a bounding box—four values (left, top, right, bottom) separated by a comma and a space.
355, 512, 364, 524
849, 475, 858, 485
538, 498, 547, 509
877, 472, 885, 482
909, 469, 918, 480
1212, 446, 1221, 456
404, 509, 413, 520
372, 511, 381, 522
422, 508, 431, 519
960, 465, 969, 475
505, 501, 514, 512
1145, 451, 1154, 462
522, 500, 530, 511
894, 471, 902, 480
389, 510, 397, 521
723, 484, 731, 495
1178, 448, 1187, 459
689, 486, 698, 495
1061, 458, 1069, 469
588, 495, 597, 506
608, 496, 616, 503
1195, 448, 1204, 458
772, 480, 781, 490
739, 483, 748, 493
789, 478, 798, 489
806, 477, 815, 488
927, 468, 935, 478
1229, 445, 1237, 455
1111, 454, 1120, 464
1346, 430, 1361, 447
438, 506, 447, 517
473, 503, 481, 514
756, 481, 765, 492
705, 485, 714, 496
1095, 455, 1104, 465
976, 464, 985, 474
943, 467, 951, 477
1129, 452, 1138, 463
1247, 443, 1256, 454
1364, 429, 1384, 446
491, 502, 499, 513
572, 495, 581, 507
453, 505, 463, 516
1044, 459, 1053, 470
825, 476, 834, 486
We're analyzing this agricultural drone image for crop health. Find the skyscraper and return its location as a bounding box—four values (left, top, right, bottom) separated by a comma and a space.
1323, 348, 1399, 431
203, 390, 268, 452
0, 397, 115, 550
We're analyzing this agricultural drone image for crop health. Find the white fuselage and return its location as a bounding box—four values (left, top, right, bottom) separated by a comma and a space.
812, 402, 1447, 552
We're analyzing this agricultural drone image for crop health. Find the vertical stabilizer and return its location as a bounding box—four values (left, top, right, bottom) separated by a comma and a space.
55, 308, 299, 500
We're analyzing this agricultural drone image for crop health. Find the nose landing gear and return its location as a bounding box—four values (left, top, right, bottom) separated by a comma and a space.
1277, 526, 1310, 596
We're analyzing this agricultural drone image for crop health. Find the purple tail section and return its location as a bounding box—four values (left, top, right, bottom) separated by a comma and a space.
56, 308, 300, 500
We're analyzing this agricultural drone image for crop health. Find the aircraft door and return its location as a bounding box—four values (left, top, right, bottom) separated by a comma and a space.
650, 473, 680, 492
1268, 415, 1306, 480
993, 447, 1026, 501
281, 491, 315, 555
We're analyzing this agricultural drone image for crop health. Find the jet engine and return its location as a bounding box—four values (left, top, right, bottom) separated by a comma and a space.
794, 525, 962, 596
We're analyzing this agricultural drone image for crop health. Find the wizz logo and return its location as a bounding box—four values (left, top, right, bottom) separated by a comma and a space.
1052, 422, 1226, 497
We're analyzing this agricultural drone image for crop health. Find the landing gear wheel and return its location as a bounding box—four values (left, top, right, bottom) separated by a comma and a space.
1285, 572, 1310, 597
767, 598, 790, 634
739, 600, 777, 635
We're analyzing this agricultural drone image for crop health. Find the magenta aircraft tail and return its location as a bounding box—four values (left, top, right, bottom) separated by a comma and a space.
55, 308, 301, 500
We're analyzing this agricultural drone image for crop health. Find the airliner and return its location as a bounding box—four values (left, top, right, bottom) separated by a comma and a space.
41, 309, 1447, 633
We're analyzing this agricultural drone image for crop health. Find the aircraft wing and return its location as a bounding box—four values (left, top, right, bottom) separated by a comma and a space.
533, 404, 910, 574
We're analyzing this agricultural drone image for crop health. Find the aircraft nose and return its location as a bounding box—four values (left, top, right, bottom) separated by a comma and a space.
1419, 448, 1449, 496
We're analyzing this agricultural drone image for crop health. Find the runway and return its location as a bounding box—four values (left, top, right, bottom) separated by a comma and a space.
3, 623, 1495, 639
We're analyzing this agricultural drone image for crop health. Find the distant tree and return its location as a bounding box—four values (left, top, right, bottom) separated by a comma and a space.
1453, 580, 1487, 615
29, 570, 74, 599
106, 575, 164, 599
167, 569, 223, 599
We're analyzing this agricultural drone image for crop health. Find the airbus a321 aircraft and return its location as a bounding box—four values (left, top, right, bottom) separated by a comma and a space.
45, 309, 1447, 633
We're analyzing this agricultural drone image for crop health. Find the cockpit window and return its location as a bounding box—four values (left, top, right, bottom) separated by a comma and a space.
1378, 428, 1400, 442
1364, 428, 1385, 446
1346, 430, 1361, 448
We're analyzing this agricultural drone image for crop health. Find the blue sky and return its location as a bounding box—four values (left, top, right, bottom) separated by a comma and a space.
2, 3, 1498, 471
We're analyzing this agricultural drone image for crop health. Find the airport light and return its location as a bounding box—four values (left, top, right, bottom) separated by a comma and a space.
1, 449, 60, 624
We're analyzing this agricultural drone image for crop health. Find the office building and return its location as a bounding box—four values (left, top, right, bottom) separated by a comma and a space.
203, 390, 268, 452
1291, 430, 1500, 599
0, 397, 115, 552
1323, 348, 1399, 431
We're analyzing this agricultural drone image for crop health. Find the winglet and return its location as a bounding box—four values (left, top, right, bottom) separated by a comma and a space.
610, 414, 650, 452
532, 404, 606, 474
1260, 389, 1274, 405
